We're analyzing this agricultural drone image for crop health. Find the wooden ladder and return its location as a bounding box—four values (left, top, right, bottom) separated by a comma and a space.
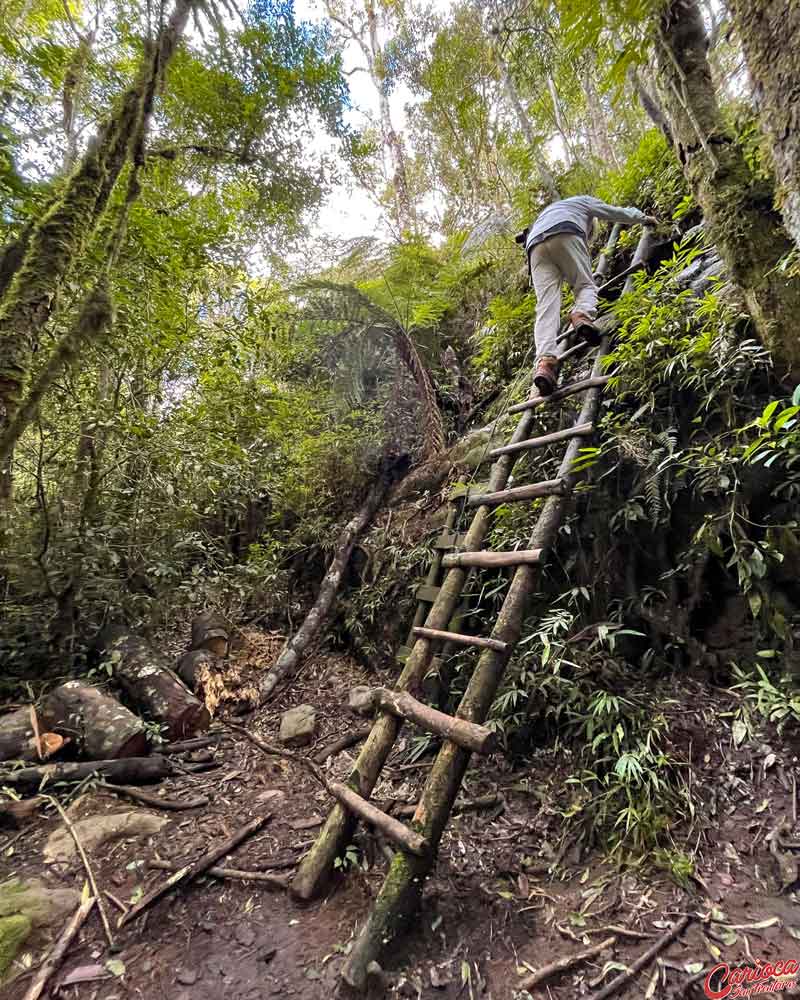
292, 224, 657, 989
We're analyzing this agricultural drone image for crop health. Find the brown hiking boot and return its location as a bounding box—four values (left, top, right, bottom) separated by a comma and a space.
570, 311, 602, 347
534, 355, 560, 397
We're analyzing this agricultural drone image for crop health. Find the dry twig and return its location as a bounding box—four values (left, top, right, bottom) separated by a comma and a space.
148, 857, 290, 888
119, 812, 271, 927
22, 897, 95, 1000
586, 915, 692, 1000
519, 936, 617, 990
47, 796, 115, 951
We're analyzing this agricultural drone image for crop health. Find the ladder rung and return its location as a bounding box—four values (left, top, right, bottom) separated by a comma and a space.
374, 688, 497, 755
412, 626, 508, 654
441, 548, 543, 569
449, 480, 489, 500
327, 782, 429, 856
466, 478, 565, 507
414, 584, 441, 603
558, 339, 591, 363
508, 376, 611, 413
489, 422, 594, 458
433, 531, 467, 550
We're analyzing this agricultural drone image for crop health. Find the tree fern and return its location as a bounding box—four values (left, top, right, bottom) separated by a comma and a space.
299, 279, 445, 456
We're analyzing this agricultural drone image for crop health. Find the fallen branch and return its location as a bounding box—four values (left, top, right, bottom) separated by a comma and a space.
161, 734, 225, 755
313, 726, 372, 764
256, 455, 409, 704
118, 812, 271, 927
586, 915, 692, 1000
104, 784, 209, 811
519, 935, 617, 990
391, 793, 501, 819
148, 858, 290, 888
1, 755, 172, 788
22, 896, 96, 1000
47, 797, 115, 951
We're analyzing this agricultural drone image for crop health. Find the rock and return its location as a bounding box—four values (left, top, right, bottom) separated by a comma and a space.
279, 705, 316, 747
0, 878, 81, 983
255, 789, 285, 806
235, 923, 256, 947
177, 967, 199, 985
348, 686, 375, 717
0, 914, 31, 978
43, 809, 168, 863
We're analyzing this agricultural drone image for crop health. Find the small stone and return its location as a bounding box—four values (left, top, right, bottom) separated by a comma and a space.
279, 705, 317, 747
347, 686, 375, 717
177, 968, 199, 986
235, 923, 256, 947
255, 790, 285, 806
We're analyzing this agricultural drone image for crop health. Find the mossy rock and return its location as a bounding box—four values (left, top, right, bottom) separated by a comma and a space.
0, 878, 80, 985
0, 914, 32, 978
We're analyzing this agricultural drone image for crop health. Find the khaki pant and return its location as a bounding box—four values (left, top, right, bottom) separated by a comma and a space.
530, 234, 598, 359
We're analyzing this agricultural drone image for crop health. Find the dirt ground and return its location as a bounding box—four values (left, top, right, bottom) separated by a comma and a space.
5, 636, 800, 1000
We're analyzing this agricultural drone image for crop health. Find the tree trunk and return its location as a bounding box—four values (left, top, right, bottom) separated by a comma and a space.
257, 456, 409, 704
42, 681, 148, 760
652, 0, 800, 383
628, 66, 673, 144
493, 41, 560, 201
0, 0, 197, 498
1, 755, 172, 789
364, 0, 415, 233
727, 0, 800, 251
98, 626, 210, 738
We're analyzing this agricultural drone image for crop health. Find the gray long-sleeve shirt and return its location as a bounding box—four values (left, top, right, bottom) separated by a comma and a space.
525, 195, 650, 253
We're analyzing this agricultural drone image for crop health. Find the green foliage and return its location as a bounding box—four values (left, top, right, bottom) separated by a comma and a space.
732, 664, 800, 732
598, 130, 689, 218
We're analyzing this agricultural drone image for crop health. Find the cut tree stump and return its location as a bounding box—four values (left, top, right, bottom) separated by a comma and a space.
99, 627, 210, 739
189, 612, 230, 657
42, 681, 148, 760
176, 649, 220, 691
0, 755, 172, 788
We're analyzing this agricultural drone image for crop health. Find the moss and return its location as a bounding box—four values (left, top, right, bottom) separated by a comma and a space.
0, 914, 31, 978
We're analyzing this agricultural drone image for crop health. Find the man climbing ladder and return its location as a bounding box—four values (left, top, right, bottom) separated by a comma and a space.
525, 195, 657, 396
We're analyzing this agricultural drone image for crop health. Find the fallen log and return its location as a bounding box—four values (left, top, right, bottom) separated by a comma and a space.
176, 649, 220, 691
148, 858, 289, 888
190, 612, 230, 657
0, 706, 46, 762
42, 681, 148, 760
119, 812, 271, 927
98, 627, 210, 739
1, 754, 172, 789
256, 455, 409, 704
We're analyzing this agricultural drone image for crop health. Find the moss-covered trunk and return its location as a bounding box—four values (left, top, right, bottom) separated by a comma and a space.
0, 0, 197, 501
727, 0, 800, 252
652, 0, 800, 383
